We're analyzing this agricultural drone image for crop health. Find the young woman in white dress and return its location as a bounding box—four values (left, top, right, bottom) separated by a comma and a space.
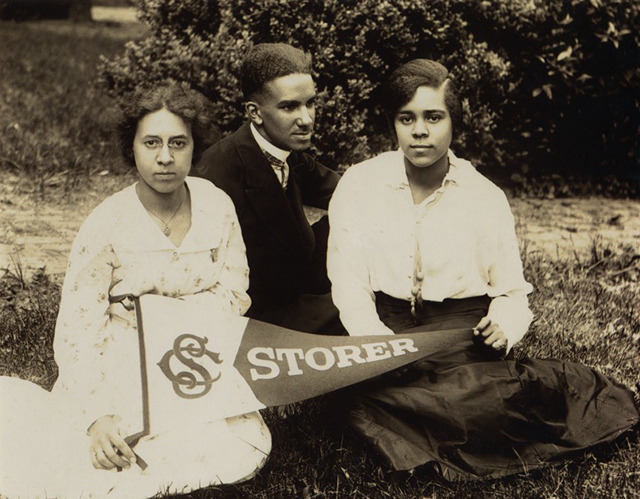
1, 82, 271, 498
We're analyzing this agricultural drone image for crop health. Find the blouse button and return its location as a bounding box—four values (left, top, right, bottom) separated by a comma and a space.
172, 252, 179, 261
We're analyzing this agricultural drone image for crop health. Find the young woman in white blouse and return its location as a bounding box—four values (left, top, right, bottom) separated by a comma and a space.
1, 83, 271, 498
327, 59, 638, 481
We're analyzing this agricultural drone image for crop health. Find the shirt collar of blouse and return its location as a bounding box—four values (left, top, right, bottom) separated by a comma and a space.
389, 149, 469, 191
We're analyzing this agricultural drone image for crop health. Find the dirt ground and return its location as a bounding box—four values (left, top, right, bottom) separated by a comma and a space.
1, 172, 639, 282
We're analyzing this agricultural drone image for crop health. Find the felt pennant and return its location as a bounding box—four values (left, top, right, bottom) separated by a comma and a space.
128, 294, 471, 445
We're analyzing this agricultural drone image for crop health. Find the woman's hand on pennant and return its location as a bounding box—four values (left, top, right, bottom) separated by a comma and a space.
88, 415, 137, 470
473, 316, 508, 351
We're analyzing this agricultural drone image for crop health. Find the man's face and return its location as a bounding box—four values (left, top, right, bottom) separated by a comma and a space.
251, 73, 316, 151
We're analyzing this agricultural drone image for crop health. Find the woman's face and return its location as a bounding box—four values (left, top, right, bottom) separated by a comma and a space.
133, 107, 193, 196
394, 84, 452, 170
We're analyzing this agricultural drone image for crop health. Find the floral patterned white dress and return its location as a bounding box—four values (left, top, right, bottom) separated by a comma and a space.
0, 177, 271, 499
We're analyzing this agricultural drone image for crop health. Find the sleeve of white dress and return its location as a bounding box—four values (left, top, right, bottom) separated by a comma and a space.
485, 193, 534, 350
327, 172, 394, 337
180, 197, 251, 316
53, 206, 121, 432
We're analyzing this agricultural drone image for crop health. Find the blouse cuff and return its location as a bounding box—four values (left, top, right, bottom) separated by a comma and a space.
487, 295, 533, 350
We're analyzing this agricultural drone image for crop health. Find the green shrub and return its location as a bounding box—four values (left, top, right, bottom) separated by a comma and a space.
459, 0, 640, 183
100, 0, 639, 185
100, 0, 510, 169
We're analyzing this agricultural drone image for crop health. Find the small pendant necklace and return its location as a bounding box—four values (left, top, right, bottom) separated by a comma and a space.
142, 193, 186, 236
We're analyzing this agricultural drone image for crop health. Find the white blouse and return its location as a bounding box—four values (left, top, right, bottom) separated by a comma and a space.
52, 176, 252, 432
328, 150, 533, 349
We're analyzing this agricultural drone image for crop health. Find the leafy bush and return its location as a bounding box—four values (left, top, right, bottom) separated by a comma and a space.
99, 0, 638, 186
459, 0, 640, 184
100, 0, 512, 170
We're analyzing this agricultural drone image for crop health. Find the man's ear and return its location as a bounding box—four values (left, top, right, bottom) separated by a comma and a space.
245, 101, 263, 126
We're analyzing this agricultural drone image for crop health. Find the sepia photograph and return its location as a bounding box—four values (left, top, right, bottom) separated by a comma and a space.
1, 0, 638, 497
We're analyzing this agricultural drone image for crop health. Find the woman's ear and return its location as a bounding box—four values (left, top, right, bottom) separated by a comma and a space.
245, 101, 263, 126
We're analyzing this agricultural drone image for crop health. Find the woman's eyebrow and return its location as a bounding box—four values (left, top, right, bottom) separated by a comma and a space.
139, 134, 190, 140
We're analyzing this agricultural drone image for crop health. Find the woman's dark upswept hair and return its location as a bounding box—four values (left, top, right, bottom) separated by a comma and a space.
117, 81, 219, 168
384, 59, 462, 137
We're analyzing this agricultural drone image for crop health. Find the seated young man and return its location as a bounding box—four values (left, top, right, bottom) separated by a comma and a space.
197, 43, 343, 335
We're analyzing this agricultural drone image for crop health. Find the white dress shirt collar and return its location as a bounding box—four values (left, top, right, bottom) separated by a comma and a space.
250, 123, 291, 164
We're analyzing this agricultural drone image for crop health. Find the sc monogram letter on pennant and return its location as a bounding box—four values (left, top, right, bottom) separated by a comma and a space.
158, 334, 223, 399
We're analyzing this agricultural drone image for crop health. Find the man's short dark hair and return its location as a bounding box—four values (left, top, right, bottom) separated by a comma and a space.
117, 81, 219, 168
241, 43, 312, 100
384, 59, 462, 136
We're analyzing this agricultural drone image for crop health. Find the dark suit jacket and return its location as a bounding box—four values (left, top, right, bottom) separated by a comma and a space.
196, 122, 340, 319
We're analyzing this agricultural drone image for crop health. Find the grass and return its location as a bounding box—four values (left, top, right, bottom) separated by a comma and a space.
0, 20, 145, 199
2, 239, 638, 499
0, 262, 59, 390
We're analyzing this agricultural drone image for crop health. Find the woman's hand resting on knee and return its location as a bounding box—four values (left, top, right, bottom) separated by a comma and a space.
87, 415, 137, 470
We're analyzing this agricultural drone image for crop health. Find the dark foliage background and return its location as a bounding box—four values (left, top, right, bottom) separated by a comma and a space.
99, 0, 639, 193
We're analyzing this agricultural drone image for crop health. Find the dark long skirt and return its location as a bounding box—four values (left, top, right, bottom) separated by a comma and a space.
341, 293, 639, 481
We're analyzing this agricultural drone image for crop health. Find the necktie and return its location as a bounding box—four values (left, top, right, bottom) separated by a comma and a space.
263, 150, 288, 188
